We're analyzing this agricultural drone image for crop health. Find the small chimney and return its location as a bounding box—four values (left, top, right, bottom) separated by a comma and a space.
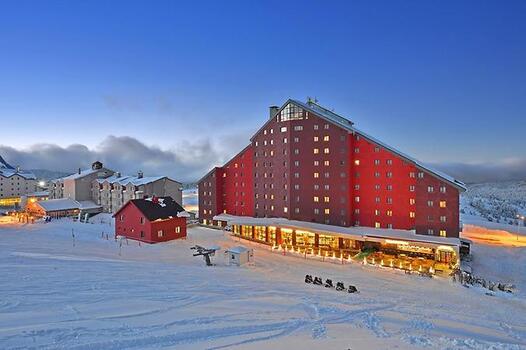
115, 172, 121, 178
137, 170, 144, 179
269, 106, 279, 119
78, 167, 81, 174
16, 166, 20, 173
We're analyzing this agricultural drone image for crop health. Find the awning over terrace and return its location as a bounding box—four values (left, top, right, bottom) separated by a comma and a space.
212, 213, 460, 248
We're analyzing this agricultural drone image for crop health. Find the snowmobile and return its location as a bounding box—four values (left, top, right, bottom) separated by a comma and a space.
336, 282, 345, 291
305, 274, 313, 283
324, 279, 334, 288
313, 276, 323, 285
348, 285, 358, 293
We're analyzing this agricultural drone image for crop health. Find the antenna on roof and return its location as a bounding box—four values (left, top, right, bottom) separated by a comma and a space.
306, 96, 319, 105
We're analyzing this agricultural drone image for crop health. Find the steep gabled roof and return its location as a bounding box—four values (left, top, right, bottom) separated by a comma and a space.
0, 155, 14, 169
115, 196, 185, 221
274, 99, 467, 191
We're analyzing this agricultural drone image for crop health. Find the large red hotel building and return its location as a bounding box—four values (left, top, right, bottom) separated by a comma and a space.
198, 99, 468, 270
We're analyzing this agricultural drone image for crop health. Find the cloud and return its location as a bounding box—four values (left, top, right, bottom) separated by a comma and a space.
429, 158, 526, 184
0, 136, 230, 183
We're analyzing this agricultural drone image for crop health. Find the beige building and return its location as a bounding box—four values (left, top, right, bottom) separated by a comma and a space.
92, 171, 182, 213
0, 155, 38, 206
49, 161, 182, 214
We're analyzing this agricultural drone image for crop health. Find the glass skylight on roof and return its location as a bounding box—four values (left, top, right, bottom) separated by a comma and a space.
278, 103, 305, 122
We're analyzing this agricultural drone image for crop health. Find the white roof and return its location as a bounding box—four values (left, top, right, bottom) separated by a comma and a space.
96, 175, 166, 186
61, 168, 99, 181
213, 214, 460, 247
227, 246, 249, 254
36, 199, 100, 212
0, 168, 37, 180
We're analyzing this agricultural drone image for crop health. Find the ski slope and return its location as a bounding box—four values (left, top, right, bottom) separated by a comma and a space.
0, 217, 525, 349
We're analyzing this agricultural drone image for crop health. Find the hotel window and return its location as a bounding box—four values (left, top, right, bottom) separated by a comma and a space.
175, 227, 181, 233
119, 215, 124, 222
354, 208, 360, 214
410, 198, 415, 205
386, 159, 393, 165
409, 172, 416, 178
270, 139, 274, 145
409, 185, 415, 192
255, 141, 258, 146
324, 196, 330, 203
324, 208, 330, 214
314, 124, 319, 130
427, 200, 434, 207
295, 208, 300, 213
386, 185, 393, 191
427, 215, 433, 222
440, 201, 447, 208
314, 160, 319, 166
386, 172, 393, 178
293, 125, 303, 131
374, 172, 380, 178
324, 184, 330, 190
140, 217, 145, 224
270, 128, 273, 134
283, 138, 287, 143
294, 184, 300, 190
314, 136, 319, 142
440, 186, 447, 193
440, 216, 447, 223
439, 230, 447, 237
324, 124, 329, 129
374, 146, 380, 152
410, 211, 415, 218
418, 172, 424, 178
294, 160, 300, 166
324, 160, 330, 166
284, 207, 288, 213
428, 186, 434, 193
314, 172, 319, 178
324, 172, 329, 178
427, 229, 434, 235
355, 196, 360, 203
270, 150, 274, 156
387, 210, 393, 216
270, 205, 274, 211
314, 148, 319, 154
314, 184, 320, 190
375, 209, 380, 216
294, 137, 299, 142
375, 197, 380, 203
324, 148, 330, 154
323, 135, 330, 141
314, 208, 320, 214
264, 130, 267, 135
157, 230, 164, 238
294, 172, 299, 178
354, 184, 360, 190
375, 184, 380, 190
375, 222, 380, 228
354, 159, 360, 165
374, 159, 380, 165
387, 197, 393, 204
354, 147, 360, 153
280, 126, 287, 132
314, 196, 319, 202
294, 149, 299, 154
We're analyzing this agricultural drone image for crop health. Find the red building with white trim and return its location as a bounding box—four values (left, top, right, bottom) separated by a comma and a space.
199, 99, 466, 239
114, 196, 187, 243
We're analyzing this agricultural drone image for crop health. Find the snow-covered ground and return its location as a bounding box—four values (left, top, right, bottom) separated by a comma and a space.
1, 216, 526, 349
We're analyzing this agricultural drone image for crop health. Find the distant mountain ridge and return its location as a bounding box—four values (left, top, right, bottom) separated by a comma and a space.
0, 155, 15, 169
29, 169, 71, 181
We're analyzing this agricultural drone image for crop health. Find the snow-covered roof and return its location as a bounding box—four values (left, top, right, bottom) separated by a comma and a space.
0, 168, 37, 180
226, 246, 249, 254
96, 175, 167, 186
61, 168, 100, 181
213, 214, 460, 247
36, 199, 100, 212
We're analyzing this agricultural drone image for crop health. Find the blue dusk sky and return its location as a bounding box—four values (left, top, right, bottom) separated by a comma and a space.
0, 0, 525, 183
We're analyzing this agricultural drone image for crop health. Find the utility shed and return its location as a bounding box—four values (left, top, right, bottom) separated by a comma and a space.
226, 246, 252, 266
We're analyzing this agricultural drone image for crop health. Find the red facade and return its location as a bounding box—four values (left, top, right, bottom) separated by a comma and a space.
114, 202, 187, 243
198, 100, 464, 238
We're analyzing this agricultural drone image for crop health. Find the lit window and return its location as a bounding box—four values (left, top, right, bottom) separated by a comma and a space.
314, 124, 319, 130
314, 172, 319, 178
375, 222, 380, 228
427, 229, 434, 235
313, 196, 319, 202
175, 227, 181, 233
409, 212, 415, 218
314, 208, 320, 214
386, 159, 392, 165
409, 185, 415, 192
440, 216, 447, 223
314, 136, 319, 142
428, 186, 434, 193
283, 137, 287, 143
324, 160, 330, 166
324, 208, 330, 214
284, 207, 288, 213
354, 160, 360, 165
323, 135, 330, 141
440, 201, 447, 208
324, 196, 330, 203
355, 196, 360, 202
409, 198, 415, 205
387, 210, 393, 216
314, 160, 319, 166
293, 125, 303, 131
375, 209, 380, 216
418, 172, 424, 178
427, 200, 434, 207
157, 230, 164, 238
313, 148, 319, 154
440, 186, 446, 193
323, 148, 330, 154
374, 159, 380, 165
324, 124, 329, 129
280, 126, 287, 132
439, 230, 447, 237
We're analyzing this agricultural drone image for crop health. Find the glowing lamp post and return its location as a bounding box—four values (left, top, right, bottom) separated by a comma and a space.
516, 215, 525, 241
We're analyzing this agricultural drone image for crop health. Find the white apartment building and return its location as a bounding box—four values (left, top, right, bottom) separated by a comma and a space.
0, 155, 38, 205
